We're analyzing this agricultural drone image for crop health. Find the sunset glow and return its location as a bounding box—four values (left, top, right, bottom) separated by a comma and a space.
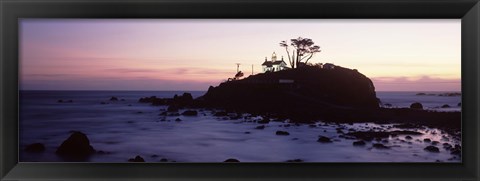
20, 19, 461, 91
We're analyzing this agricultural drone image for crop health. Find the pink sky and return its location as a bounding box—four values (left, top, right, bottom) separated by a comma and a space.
20, 19, 461, 91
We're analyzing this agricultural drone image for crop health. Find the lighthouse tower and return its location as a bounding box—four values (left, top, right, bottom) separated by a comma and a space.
271, 52, 277, 61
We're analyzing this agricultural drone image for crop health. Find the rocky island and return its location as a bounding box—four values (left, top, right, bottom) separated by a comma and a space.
139, 65, 460, 133
203, 65, 459, 131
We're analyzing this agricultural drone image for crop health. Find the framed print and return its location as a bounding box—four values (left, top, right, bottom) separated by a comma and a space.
1, 0, 479, 180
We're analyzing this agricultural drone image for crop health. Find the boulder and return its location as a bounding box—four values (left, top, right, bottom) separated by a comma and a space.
276, 131, 290, 136
56, 131, 95, 157
175, 118, 182, 122
405, 136, 412, 140
25, 143, 45, 152
442, 143, 452, 149
317, 136, 332, 143
424, 146, 440, 153
410, 102, 423, 109
110, 96, 119, 101
255, 125, 265, 130
128, 155, 145, 162
423, 138, 431, 143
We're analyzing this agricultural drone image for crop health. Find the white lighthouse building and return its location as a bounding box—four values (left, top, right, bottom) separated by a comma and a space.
261, 52, 288, 73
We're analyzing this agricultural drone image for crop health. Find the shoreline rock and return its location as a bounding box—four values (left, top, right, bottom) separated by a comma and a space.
410, 102, 423, 110
56, 131, 95, 158
276, 131, 290, 136
128, 155, 145, 162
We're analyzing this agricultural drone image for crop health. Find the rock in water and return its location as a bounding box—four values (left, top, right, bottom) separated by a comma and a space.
410, 102, 423, 109
276, 131, 290, 136
441, 104, 450, 108
56, 131, 95, 157
317, 136, 332, 143
128, 155, 145, 162
352, 140, 366, 146
255, 125, 265, 130
224, 158, 240, 162
173, 93, 194, 107
110, 96, 119, 101
25, 143, 45, 152
424, 146, 440, 153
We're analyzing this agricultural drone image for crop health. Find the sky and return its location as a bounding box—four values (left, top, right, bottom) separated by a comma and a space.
20, 19, 461, 91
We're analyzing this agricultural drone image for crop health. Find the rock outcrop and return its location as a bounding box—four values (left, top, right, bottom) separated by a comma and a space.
56, 131, 95, 157
199, 66, 378, 122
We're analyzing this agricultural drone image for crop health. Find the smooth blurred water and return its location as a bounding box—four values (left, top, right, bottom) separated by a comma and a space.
377, 91, 461, 111
19, 91, 461, 162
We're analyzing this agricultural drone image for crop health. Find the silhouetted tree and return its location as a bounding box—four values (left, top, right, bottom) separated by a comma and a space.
234, 71, 244, 80
280, 37, 321, 69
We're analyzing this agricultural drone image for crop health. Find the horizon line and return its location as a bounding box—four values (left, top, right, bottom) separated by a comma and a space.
19, 89, 462, 92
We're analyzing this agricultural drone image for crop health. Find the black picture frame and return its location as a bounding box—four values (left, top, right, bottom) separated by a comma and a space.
1, 0, 479, 180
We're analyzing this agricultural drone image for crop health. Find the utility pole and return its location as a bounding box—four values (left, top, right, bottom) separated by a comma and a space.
236, 63, 241, 72
251, 64, 254, 75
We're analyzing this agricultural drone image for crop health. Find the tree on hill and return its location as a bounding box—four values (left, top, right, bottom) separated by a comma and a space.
234, 71, 244, 79
280, 37, 321, 69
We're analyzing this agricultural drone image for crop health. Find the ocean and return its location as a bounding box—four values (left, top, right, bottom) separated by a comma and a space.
19, 90, 461, 162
